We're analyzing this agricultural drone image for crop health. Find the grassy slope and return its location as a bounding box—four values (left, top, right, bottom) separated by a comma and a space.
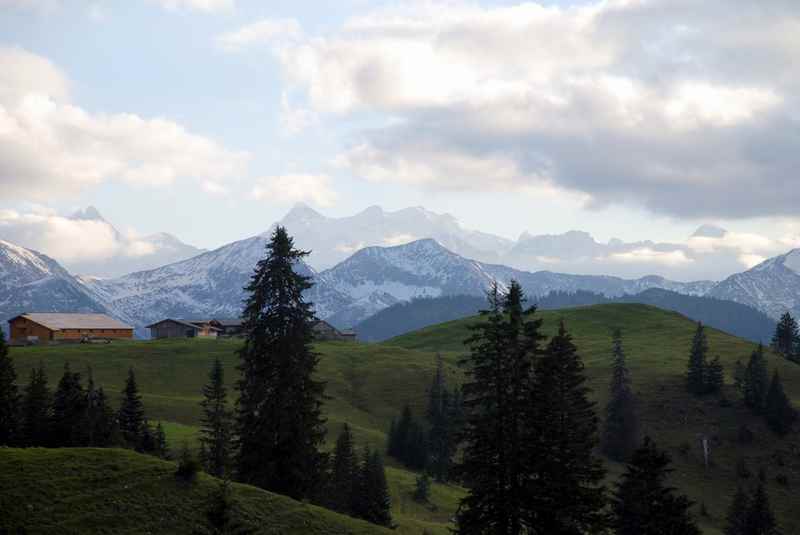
389, 303, 800, 535
0, 448, 390, 535
8, 339, 462, 534
8, 303, 800, 533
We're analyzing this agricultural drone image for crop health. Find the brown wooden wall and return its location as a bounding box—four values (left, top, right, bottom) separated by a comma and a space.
55, 329, 134, 341
8, 317, 133, 343
9, 318, 54, 343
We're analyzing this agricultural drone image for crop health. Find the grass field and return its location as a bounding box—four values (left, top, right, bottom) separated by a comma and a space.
0, 448, 391, 535
6, 303, 800, 534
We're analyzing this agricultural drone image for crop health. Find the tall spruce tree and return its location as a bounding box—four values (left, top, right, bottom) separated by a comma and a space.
687, 322, 710, 395
235, 226, 327, 501
707, 355, 725, 394
771, 312, 799, 361
602, 329, 638, 462
354, 447, 392, 527
85, 369, 115, 447
745, 482, 779, 535
611, 437, 700, 535
525, 320, 606, 534
21, 363, 51, 447
51, 363, 88, 447
0, 329, 20, 446
330, 423, 358, 515
455, 281, 544, 535
764, 370, 797, 436
200, 357, 233, 478
427, 353, 456, 482
724, 486, 750, 535
118, 367, 145, 448
743, 345, 770, 413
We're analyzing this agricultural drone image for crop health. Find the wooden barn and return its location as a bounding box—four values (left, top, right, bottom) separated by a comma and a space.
146, 319, 221, 339
8, 313, 134, 345
209, 318, 244, 337
312, 320, 357, 342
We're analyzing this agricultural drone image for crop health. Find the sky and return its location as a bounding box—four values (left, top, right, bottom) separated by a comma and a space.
1, 0, 799, 275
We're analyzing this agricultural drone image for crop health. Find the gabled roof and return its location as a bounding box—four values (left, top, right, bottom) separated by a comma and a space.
10, 313, 133, 331
145, 318, 202, 330
211, 319, 244, 327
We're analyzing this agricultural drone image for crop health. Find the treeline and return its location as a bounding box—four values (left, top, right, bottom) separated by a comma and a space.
386, 353, 465, 483
771, 312, 800, 364
685, 321, 797, 435
0, 332, 167, 456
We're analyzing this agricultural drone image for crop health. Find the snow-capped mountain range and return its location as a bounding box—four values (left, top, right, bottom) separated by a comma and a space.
1, 207, 799, 336
708, 249, 800, 320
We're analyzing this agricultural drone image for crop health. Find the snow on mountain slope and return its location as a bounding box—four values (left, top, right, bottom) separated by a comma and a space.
81, 235, 350, 330
315, 239, 715, 327
0, 240, 109, 332
708, 249, 800, 320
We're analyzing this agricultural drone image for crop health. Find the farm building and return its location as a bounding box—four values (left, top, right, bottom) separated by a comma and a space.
312, 320, 357, 342
8, 313, 134, 345
146, 319, 221, 339
209, 318, 244, 337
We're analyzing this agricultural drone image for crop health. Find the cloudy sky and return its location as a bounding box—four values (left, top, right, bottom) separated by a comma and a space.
1, 0, 799, 277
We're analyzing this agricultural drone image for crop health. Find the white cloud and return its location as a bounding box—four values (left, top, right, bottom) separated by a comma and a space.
217, 18, 301, 51
382, 234, 417, 247
280, 91, 318, 135
0, 209, 121, 262
201, 180, 228, 196
0, 47, 249, 201
607, 248, 694, 267
264, 0, 800, 220
148, 0, 234, 13
250, 174, 338, 207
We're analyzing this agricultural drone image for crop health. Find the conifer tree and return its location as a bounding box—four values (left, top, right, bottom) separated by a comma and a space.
602, 329, 638, 462
611, 437, 700, 535
200, 357, 232, 478
51, 363, 87, 447
743, 345, 769, 413
355, 447, 392, 527
0, 329, 20, 446
745, 482, 779, 535
21, 363, 51, 446
455, 281, 544, 535
139, 419, 156, 453
330, 423, 358, 515
771, 312, 799, 361
235, 226, 327, 501
764, 371, 797, 436
734, 360, 746, 393
427, 353, 455, 482
84, 369, 115, 447
687, 322, 710, 395
118, 367, 145, 447
154, 421, 170, 459
724, 486, 750, 535
525, 320, 606, 533
707, 355, 725, 394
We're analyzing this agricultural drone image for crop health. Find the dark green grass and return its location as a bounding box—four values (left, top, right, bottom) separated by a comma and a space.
0, 447, 390, 535
9, 303, 800, 534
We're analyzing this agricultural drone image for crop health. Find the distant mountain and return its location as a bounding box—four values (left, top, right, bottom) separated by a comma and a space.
0, 240, 108, 334
314, 238, 714, 328
65, 207, 205, 277
274, 203, 514, 270
355, 287, 776, 344
708, 249, 800, 320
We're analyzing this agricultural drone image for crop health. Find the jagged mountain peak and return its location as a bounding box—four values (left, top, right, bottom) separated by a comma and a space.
281, 202, 327, 225
69, 205, 105, 222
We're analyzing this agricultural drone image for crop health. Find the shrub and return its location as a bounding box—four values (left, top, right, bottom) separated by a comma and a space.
175, 444, 200, 484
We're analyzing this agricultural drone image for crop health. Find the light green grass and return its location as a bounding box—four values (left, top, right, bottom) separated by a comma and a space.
8, 303, 800, 533
0, 448, 390, 535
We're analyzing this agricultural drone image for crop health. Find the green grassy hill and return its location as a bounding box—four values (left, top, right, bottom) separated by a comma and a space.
0, 448, 390, 534
7, 303, 800, 534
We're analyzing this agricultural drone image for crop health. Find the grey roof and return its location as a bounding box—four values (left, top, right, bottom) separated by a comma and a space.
212, 319, 243, 327
145, 318, 201, 330
13, 313, 133, 331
